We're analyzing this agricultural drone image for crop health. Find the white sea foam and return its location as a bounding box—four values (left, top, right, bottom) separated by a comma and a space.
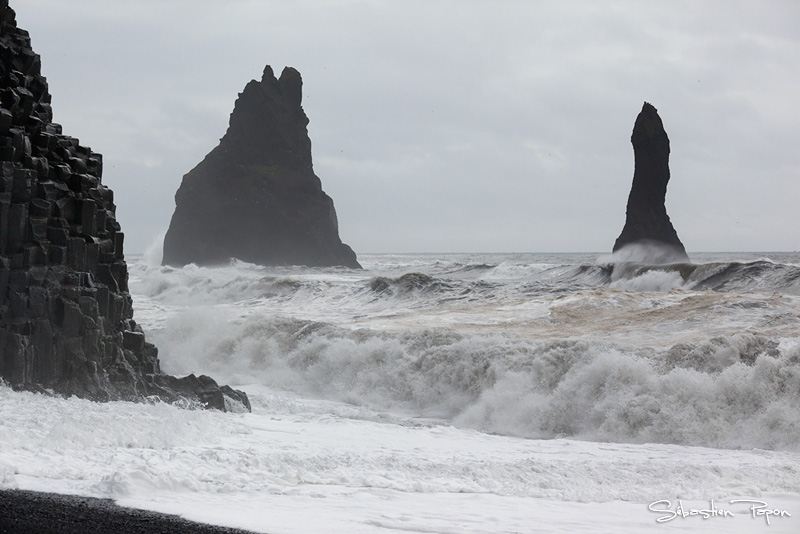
7, 252, 798, 532
124, 252, 800, 452
483, 260, 551, 280
146, 304, 800, 451
2, 382, 799, 533
610, 269, 686, 291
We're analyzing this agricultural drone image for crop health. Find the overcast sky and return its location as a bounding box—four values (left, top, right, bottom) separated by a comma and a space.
13, 0, 800, 254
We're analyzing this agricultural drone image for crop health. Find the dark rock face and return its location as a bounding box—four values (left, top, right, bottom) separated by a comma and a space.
613, 102, 688, 262
162, 65, 360, 269
0, 1, 249, 411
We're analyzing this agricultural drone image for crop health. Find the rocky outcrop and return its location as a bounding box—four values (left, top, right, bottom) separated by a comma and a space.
613, 102, 688, 262
162, 65, 360, 269
0, 1, 249, 411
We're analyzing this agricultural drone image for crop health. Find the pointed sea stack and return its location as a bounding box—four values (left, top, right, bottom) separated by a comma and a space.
613, 102, 688, 262
0, 1, 249, 411
162, 65, 361, 269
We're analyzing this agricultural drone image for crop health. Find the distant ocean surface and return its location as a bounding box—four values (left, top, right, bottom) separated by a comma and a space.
131, 251, 800, 450
2, 251, 799, 533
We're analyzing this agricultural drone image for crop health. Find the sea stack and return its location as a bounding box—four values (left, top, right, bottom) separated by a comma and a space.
0, 1, 249, 411
162, 65, 361, 269
613, 102, 688, 262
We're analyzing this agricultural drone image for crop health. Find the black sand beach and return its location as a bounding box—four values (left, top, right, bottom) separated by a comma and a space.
0, 490, 258, 534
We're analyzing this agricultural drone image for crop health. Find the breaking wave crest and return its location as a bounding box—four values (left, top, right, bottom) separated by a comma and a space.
151, 309, 800, 451
601, 260, 800, 295
129, 256, 800, 321
127, 252, 800, 452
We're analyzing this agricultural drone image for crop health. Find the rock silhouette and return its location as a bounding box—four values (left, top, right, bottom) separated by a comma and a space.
613, 102, 688, 262
0, 1, 249, 411
162, 65, 360, 269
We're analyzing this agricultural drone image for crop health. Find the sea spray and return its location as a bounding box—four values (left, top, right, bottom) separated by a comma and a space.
148, 306, 800, 450
610, 270, 685, 292
128, 253, 800, 450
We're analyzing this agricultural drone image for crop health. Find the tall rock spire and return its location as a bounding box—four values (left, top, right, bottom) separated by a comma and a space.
162, 65, 361, 269
613, 102, 688, 262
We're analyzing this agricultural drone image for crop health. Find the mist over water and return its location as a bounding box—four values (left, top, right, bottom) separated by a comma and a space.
600, 241, 688, 265
128, 251, 800, 451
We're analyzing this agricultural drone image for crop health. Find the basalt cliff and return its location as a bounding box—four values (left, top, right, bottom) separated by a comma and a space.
613, 102, 688, 262
0, 1, 249, 411
162, 65, 360, 269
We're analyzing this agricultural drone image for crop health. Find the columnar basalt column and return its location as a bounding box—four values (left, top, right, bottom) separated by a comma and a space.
0, 1, 249, 411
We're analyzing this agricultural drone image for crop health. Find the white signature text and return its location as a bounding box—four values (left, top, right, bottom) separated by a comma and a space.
648, 499, 792, 526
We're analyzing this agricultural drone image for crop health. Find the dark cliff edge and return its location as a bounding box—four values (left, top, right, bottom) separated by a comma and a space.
0, 1, 249, 411
613, 102, 688, 263
162, 65, 361, 269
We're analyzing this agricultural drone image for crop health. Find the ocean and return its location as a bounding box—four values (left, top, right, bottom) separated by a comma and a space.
2, 250, 799, 532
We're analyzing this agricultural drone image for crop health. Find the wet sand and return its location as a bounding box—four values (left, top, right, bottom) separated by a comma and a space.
0, 490, 259, 534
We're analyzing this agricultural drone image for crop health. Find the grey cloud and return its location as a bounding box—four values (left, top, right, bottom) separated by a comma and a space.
13, 0, 800, 254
